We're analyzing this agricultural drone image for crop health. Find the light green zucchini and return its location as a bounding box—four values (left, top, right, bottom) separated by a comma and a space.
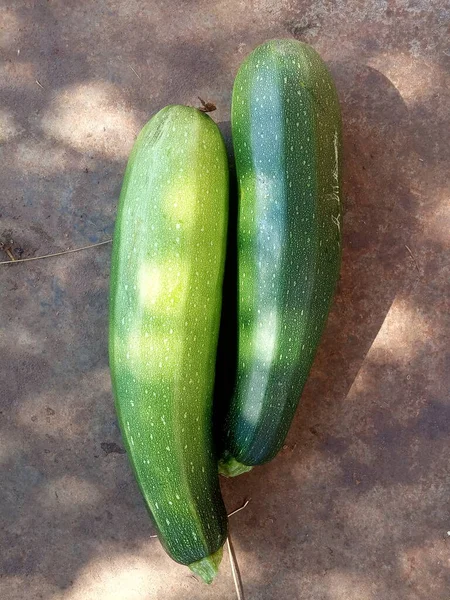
109, 105, 229, 582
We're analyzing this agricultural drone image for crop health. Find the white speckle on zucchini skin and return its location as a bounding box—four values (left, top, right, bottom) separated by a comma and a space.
109, 105, 228, 568
226, 39, 343, 467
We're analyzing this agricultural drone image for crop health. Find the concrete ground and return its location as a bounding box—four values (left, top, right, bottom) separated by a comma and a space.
1, 1, 449, 599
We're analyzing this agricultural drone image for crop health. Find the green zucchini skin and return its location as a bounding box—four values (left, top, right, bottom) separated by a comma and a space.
220, 40, 342, 473
109, 105, 228, 579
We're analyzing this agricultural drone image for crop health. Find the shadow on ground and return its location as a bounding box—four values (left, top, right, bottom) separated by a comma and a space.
1, 2, 449, 600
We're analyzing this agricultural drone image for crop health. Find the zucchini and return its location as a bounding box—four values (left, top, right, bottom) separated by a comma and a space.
219, 40, 342, 476
109, 105, 229, 582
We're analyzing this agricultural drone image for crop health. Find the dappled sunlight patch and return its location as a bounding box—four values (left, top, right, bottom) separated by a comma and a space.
368, 53, 443, 106
40, 81, 139, 159
2, 575, 54, 600
290, 447, 343, 486
398, 538, 449, 595
37, 476, 102, 509
138, 263, 162, 306
253, 309, 278, 364
61, 554, 167, 600
137, 257, 189, 313
17, 140, 67, 177
16, 389, 71, 435
420, 183, 450, 247
0, 9, 22, 49
123, 328, 184, 379
0, 109, 21, 142
162, 177, 199, 231
16, 371, 110, 438
2, 323, 40, 353
10, 139, 75, 175
323, 571, 376, 600
346, 295, 431, 404
12, 325, 66, 360
365, 295, 433, 362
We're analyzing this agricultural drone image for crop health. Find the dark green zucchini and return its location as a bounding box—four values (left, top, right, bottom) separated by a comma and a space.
109, 105, 229, 581
219, 40, 342, 476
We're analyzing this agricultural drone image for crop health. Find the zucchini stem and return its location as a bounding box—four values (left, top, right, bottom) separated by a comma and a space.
189, 546, 223, 584
218, 456, 253, 477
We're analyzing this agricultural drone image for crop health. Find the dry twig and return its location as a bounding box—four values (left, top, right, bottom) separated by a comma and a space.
227, 535, 245, 600
0, 239, 112, 266
228, 498, 251, 518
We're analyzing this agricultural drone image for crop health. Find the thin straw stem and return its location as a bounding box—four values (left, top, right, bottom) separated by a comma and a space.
227, 534, 245, 600
0, 239, 112, 265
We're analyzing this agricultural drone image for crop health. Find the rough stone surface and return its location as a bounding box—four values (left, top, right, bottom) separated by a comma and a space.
1, 1, 449, 599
